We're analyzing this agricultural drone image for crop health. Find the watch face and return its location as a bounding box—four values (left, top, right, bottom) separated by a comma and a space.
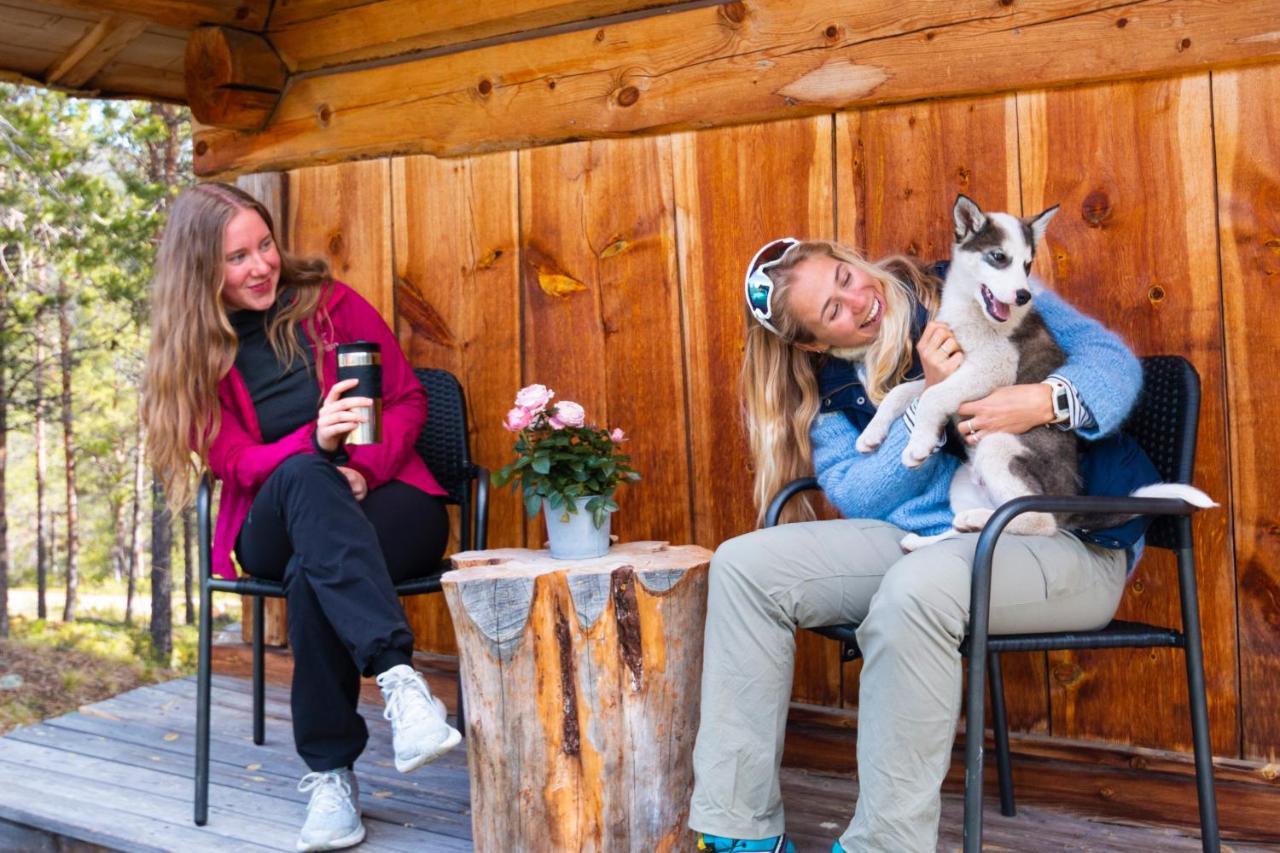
1055, 389, 1070, 415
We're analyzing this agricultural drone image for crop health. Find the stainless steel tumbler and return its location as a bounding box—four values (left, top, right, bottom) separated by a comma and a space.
336, 342, 382, 445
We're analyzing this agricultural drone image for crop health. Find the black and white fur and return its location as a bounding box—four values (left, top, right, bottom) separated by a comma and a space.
855, 195, 1215, 551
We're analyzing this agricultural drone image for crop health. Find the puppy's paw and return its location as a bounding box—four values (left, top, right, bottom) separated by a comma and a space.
901, 441, 932, 468
953, 508, 994, 532
1005, 512, 1058, 537
855, 433, 882, 454
900, 533, 928, 552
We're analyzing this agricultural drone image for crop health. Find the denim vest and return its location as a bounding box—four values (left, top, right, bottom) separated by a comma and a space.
815, 302, 1158, 552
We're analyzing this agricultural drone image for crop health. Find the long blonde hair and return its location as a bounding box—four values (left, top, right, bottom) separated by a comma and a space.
143, 182, 331, 510
740, 241, 941, 524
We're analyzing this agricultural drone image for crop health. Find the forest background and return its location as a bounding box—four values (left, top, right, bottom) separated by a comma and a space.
0, 81, 209, 731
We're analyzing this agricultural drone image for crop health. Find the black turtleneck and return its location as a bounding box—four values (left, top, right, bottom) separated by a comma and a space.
229, 300, 318, 443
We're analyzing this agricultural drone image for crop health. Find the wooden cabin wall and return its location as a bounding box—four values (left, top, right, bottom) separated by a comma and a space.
277, 65, 1280, 762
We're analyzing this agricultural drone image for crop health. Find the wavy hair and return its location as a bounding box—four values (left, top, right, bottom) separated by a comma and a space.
142, 182, 331, 510
740, 241, 941, 524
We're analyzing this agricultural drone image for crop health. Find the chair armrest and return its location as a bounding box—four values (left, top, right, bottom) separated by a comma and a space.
966, 493, 1202, 653
764, 477, 821, 528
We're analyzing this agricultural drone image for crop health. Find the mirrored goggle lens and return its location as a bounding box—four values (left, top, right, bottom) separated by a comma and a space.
747, 274, 774, 316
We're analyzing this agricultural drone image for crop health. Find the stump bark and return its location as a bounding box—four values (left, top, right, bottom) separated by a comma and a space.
443, 540, 713, 852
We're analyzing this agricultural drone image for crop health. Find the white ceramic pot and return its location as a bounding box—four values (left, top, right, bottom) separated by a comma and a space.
543, 496, 612, 559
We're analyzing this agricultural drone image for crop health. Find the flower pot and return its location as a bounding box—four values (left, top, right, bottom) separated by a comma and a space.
543, 496, 612, 559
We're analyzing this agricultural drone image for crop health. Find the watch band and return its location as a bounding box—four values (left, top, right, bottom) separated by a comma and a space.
1042, 378, 1072, 424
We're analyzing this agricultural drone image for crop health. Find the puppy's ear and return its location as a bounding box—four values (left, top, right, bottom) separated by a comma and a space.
1026, 204, 1059, 246
953, 195, 986, 242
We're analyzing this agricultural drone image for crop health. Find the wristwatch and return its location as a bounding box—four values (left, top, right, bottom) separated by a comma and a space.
1042, 378, 1072, 425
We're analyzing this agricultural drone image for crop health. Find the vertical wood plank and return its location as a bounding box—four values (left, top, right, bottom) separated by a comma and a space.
235, 171, 289, 647
672, 116, 841, 706
1213, 64, 1280, 762
391, 151, 523, 654
1018, 75, 1238, 754
519, 137, 694, 548
833, 95, 1052, 727
288, 160, 394, 318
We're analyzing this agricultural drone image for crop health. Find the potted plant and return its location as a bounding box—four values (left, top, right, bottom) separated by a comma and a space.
492, 384, 640, 559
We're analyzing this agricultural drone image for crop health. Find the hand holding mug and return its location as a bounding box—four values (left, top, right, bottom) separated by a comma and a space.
316, 378, 372, 453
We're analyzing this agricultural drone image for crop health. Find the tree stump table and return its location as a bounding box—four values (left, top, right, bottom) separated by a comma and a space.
442, 540, 713, 852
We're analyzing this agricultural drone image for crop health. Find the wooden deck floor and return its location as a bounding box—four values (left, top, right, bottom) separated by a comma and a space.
0, 660, 1256, 852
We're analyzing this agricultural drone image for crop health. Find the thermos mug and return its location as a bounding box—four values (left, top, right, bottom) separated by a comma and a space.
336, 341, 382, 445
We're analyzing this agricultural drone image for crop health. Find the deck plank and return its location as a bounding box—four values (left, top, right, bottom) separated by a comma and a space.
2, 668, 1254, 851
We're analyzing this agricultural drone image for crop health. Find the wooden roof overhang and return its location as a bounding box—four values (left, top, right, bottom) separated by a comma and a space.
2, 0, 1279, 180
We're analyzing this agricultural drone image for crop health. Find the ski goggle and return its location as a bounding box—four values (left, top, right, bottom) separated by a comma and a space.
743, 237, 800, 336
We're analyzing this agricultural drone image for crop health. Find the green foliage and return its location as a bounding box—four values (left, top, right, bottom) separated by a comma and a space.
491, 394, 640, 529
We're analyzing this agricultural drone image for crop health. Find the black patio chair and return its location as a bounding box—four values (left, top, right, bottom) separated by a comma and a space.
764, 355, 1219, 853
193, 367, 489, 826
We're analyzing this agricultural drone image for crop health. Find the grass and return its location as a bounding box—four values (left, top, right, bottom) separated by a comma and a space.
0, 606, 234, 736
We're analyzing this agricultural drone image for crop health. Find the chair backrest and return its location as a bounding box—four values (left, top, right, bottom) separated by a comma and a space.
413, 367, 474, 506
1122, 355, 1200, 550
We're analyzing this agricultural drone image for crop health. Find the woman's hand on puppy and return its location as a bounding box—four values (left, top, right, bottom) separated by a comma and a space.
336, 466, 368, 501
918, 321, 964, 388
956, 384, 1056, 445
316, 378, 371, 453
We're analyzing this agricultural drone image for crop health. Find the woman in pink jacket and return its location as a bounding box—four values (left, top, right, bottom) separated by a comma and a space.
143, 182, 457, 852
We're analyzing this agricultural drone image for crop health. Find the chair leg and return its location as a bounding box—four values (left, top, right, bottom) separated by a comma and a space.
252, 596, 265, 746
194, 580, 213, 826
455, 672, 466, 738
988, 652, 1016, 817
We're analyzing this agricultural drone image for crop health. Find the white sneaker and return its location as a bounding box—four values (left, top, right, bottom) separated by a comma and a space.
375, 664, 462, 773
296, 769, 365, 852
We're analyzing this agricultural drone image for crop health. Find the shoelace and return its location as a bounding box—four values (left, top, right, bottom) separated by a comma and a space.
297, 771, 352, 815
376, 669, 435, 725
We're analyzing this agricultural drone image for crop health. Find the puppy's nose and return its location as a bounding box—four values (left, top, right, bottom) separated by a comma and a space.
1015, 289, 1032, 306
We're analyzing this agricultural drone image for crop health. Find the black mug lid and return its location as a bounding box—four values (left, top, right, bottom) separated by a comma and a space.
336, 341, 380, 354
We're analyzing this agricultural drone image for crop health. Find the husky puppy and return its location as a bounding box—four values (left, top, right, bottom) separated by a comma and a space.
855, 195, 1213, 550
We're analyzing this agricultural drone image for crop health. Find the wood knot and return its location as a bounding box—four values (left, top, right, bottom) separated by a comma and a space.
547, 79, 556, 90
327, 232, 345, 257
195, 139, 209, 156
1099, 785, 1116, 800
720, 2, 747, 24
999, 0, 1014, 6
1052, 662, 1083, 687
1131, 579, 1145, 594
1081, 191, 1112, 227
925, 31, 936, 41
1178, 37, 1192, 51
907, 115, 917, 128
316, 103, 332, 127
905, 241, 920, 257
1264, 237, 1280, 252
957, 166, 971, 185
595, 28, 606, 42
478, 78, 492, 96
825, 24, 840, 40
1148, 285, 1165, 304
235, 5, 250, 20
1129, 755, 1149, 770
616, 86, 640, 107
1116, 17, 1128, 28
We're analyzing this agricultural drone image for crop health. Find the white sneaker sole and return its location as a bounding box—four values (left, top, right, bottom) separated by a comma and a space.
296, 821, 366, 852
394, 724, 462, 773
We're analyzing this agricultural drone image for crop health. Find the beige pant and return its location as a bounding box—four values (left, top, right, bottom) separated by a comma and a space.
688, 518, 1127, 852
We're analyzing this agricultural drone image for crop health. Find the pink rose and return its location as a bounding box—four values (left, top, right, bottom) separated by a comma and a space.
504, 406, 533, 432
610, 428, 626, 443
552, 400, 585, 429
514, 384, 554, 414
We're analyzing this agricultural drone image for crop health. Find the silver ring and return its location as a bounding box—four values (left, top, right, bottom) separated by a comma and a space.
967, 421, 976, 436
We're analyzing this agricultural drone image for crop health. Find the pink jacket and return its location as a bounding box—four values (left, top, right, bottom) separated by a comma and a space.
207, 280, 446, 579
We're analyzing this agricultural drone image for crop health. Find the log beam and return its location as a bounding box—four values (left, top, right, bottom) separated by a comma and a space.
266, 0, 698, 73
186, 26, 287, 131
192, 0, 1280, 178
36, 0, 270, 31
44, 15, 149, 89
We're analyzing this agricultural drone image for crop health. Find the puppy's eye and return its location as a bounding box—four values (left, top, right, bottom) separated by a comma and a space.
989, 250, 1006, 264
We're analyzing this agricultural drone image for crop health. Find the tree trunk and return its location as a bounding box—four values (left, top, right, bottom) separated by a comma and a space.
58, 276, 78, 623
182, 504, 194, 626
0, 274, 9, 638
443, 541, 713, 851
150, 475, 172, 662
34, 312, 48, 620
126, 414, 145, 625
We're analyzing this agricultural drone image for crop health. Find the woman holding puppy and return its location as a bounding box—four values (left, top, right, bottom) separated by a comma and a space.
690, 231, 1155, 852
143, 182, 458, 852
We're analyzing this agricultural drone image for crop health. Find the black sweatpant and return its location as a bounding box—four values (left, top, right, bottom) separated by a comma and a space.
235, 454, 450, 771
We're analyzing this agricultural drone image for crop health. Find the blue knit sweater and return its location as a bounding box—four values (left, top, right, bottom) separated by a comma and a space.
810, 288, 1143, 536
